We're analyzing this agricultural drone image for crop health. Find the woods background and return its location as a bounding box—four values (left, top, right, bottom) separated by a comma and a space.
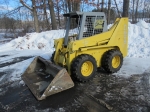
0, 0, 149, 38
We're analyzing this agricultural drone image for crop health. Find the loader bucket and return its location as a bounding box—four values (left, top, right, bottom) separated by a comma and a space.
22, 56, 74, 100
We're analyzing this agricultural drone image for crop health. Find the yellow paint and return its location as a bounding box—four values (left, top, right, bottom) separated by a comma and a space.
112, 56, 120, 68
53, 18, 128, 75
81, 61, 93, 77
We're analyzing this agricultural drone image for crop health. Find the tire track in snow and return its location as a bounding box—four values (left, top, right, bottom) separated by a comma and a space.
0, 56, 33, 68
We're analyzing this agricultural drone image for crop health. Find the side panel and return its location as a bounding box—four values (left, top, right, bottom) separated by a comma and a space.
107, 18, 128, 57
76, 47, 114, 67
71, 18, 120, 51
70, 18, 128, 57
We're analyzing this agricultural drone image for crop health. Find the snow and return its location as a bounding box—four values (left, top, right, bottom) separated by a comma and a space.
48, 86, 63, 92
128, 21, 150, 58
114, 57, 150, 77
0, 30, 65, 52
136, 20, 150, 29
0, 20, 150, 83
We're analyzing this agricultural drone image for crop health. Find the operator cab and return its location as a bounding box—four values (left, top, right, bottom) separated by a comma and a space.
63, 11, 107, 46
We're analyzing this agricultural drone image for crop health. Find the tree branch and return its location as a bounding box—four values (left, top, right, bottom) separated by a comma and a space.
4, 6, 24, 16
20, 0, 33, 11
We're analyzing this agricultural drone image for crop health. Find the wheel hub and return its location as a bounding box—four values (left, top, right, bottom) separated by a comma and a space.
81, 61, 93, 77
112, 55, 120, 68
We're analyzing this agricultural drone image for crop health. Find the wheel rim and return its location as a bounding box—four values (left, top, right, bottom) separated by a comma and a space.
81, 61, 93, 77
112, 55, 120, 68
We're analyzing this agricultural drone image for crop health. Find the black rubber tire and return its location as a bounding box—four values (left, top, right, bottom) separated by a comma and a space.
71, 54, 97, 82
51, 51, 55, 62
101, 49, 123, 73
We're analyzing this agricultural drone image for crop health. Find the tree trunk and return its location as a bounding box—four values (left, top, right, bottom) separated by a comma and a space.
67, 0, 71, 12
107, 0, 111, 24
48, 0, 57, 30
20, 0, 40, 33
135, 0, 139, 23
132, 0, 135, 23
74, 1, 80, 11
71, 0, 80, 29
32, 0, 40, 33
97, 0, 100, 10
101, 0, 104, 12
43, 0, 50, 30
56, 1, 61, 28
114, 0, 121, 17
122, 0, 130, 17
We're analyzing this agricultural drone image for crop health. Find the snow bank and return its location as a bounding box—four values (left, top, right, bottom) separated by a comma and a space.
114, 57, 150, 78
0, 30, 65, 52
0, 20, 150, 58
136, 20, 150, 29
128, 21, 150, 58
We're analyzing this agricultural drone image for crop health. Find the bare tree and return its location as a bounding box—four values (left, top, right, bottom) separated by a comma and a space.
140, 0, 150, 22
67, 0, 71, 12
97, 0, 100, 10
134, 0, 139, 22
101, 0, 104, 12
131, 0, 135, 22
66, 0, 80, 12
72, 0, 80, 11
48, 0, 57, 30
107, 0, 111, 24
20, 0, 40, 32
43, 0, 50, 30
55, 0, 61, 28
122, 0, 130, 17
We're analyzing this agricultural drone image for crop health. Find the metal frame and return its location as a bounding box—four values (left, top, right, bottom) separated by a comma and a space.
64, 17, 70, 46
63, 11, 108, 46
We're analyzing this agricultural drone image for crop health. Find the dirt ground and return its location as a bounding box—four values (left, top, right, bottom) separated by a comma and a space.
0, 56, 150, 112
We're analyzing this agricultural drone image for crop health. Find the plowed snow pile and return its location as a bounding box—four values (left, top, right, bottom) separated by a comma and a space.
0, 20, 150, 58
0, 30, 65, 53
128, 21, 150, 57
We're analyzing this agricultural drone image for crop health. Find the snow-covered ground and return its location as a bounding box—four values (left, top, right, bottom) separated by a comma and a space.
0, 20, 150, 83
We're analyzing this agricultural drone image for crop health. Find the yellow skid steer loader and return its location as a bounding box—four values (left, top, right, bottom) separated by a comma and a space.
22, 12, 128, 100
